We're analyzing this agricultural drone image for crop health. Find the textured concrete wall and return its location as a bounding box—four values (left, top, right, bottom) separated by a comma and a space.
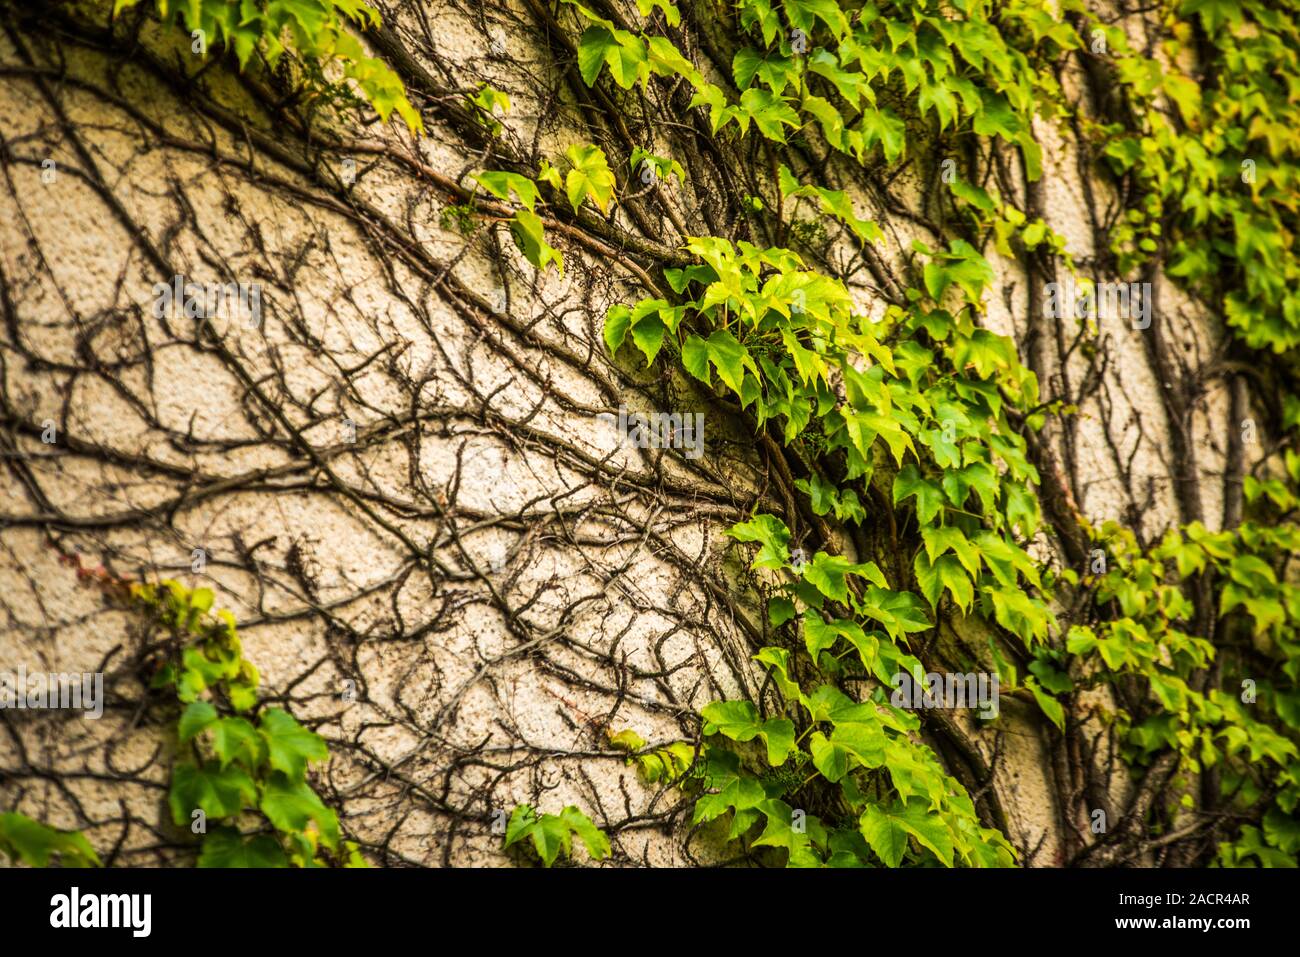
0, 0, 1249, 866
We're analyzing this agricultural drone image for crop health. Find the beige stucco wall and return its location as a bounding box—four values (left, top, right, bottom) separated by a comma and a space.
0, 1, 1245, 866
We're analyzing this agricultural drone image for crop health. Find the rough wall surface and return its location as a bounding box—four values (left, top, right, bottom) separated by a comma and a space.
0, 0, 1253, 866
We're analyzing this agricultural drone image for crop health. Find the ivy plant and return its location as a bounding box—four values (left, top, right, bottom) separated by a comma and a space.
502, 804, 611, 867
112, 0, 422, 131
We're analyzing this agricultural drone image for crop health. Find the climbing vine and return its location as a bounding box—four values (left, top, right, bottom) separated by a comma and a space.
502, 804, 611, 866
0, 812, 100, 867
604, 229, 1050, 865
136, 578, 369, 867
23, 561, 368, 868
570, 0, 1300, 867
111, 0, 422, 130
1094, 1, 1300, 351
9, 0, 1297, 869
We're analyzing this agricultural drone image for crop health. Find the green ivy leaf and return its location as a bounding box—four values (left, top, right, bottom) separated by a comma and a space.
858, 107, 906, 162
802, 553, 887, 604
503, 804, 608, 866
862, 587, 932, 639
700, 700, 795, 765
607, 728, 647, 752
212, 716, 266, 769
198, 827, 289, 868
510, 209, 564, 274
913, 552, 973, 614
576, 27, 621, 86
504, 804, 538, 847
259, 774, 340, 850
681, 334, 712, 383
559, 806, 610, 861
604, 304, 632, 353
473, 171, 539, 210
1004, 481, 1040, 538
705, 329, 749, 393
809, 731, 851, 782
858, 802, 910, 867
169, 761, 257, 826
630, 309, 666, 363
1025, 677, 1065, 731
565, 144, 616, 213
178, 700, 219, 743
831, 719, 888, 771
860, 799, 955, 867
751, 799, 819, 856
922, 526, 981, 578
769, 596, 798, 627
693, 753, 767, 824
894, 464, 945, 524
737, 88, 800, 141
0, 813, 99, 868
259, 708, 329, 781
728, 513, 791, 569
529, 814, 573, 866
178, 646, 226, 702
